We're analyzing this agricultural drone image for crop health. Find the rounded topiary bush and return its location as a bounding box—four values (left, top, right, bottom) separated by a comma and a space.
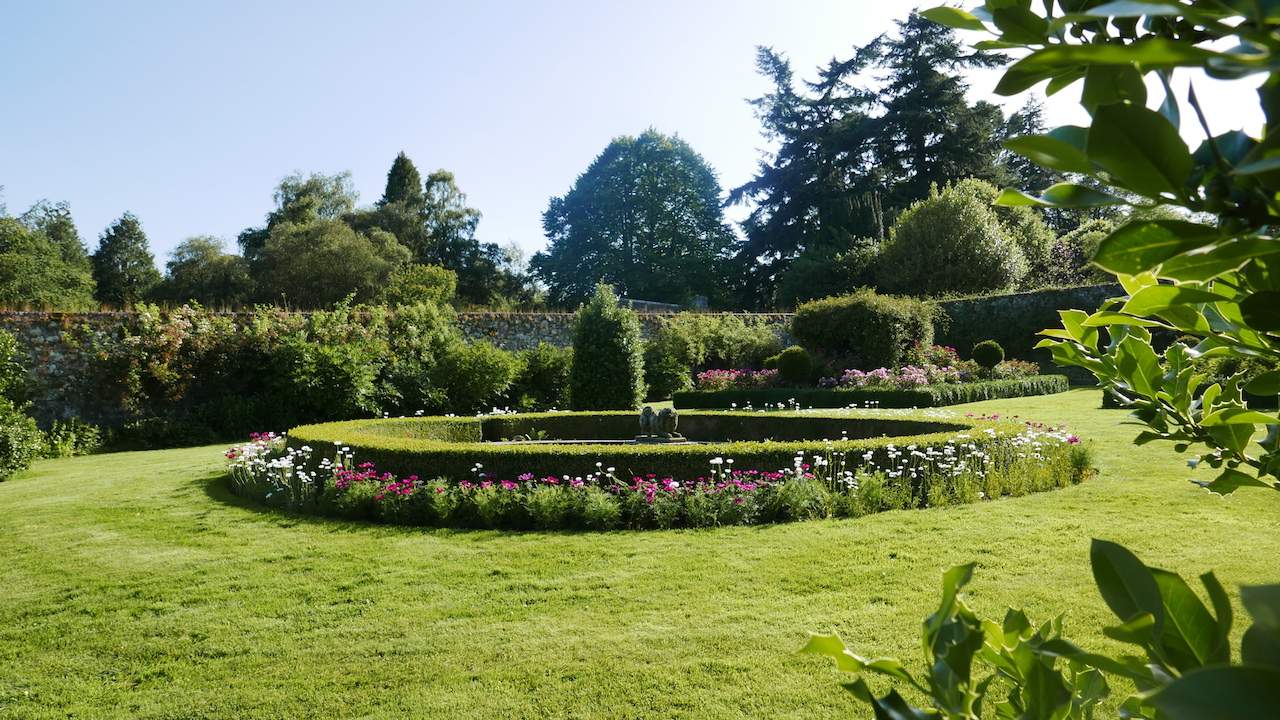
776, 346, 812, 386
569, 284, 645, 410
972, 340, 1005, 369
791, 289, 935, 369
878, 181, 1028, 296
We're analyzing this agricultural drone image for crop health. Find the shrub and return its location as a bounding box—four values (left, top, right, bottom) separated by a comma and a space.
774, 241, 881, 308
776, 346, 812, 386
379, 264, 458, 307
569, 285, 645, 410
643, 313, 783, 400
433, 341, 521, 414
1045, 218, 1114, 285
0, 399, 42, 481
673, 375, 1070, 410
41, 418, 103, 458
971, 340, 1005, 369
507, 343, 572, 411
791, 290, 935, 369
763, 354, 780, 370
950, 178, 1054, 287
878, 181, 1028, 296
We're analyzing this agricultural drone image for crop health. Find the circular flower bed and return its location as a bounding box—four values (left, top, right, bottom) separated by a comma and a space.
225, 410, 1093, 531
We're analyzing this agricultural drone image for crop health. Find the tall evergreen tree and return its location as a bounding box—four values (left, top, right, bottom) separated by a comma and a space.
532, 129, 736, 307
869, 13, 1009, 208
92, 212, 161, 306
378, 152, 424, 208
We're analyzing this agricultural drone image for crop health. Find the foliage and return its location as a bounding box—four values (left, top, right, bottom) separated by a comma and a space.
776, 346, 812, 386
674, 375, 1069, 410
91, 212, 161, 306
431, 341, 520, 414
1046, 219, 1115, 286
233, 417, 1090, 529
532, 129, 736, 307
922, 0, 1280, 493
773, 240, 881, 308
568, 285, 645, 410
643, 313, 784, 399
934, 284, 1120, 363
0, 398, 42, 481
972, 340, 1005, 369
879, 181, 1028, 296
40, 418, 103, 458
951, 178, 1055, 286
152, 236, 254, 306
0, 202, 96, 309
378, 263, 457, 307
252, 219, 409, 307
506, 343, 572, 411
792, 290, 936, 369
805, 539, 1280, 719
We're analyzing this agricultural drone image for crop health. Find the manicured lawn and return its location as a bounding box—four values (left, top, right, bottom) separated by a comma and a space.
1, 389, 1275, 718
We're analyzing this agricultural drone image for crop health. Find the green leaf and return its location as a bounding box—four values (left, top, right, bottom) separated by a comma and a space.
1082, 64, 1148, 114
1241, 585, 1280, 669
1158, 239, 1280, 282
1246, 370, 1280, 396
1120, 285, 1231, 316
918, 6, 988, 31
996, 38, 1219, 95
1002, 135, 1093, 174
1152, 568, 1226, 669
1104, 612, 1159, 644
1149, 666, 1280, 719
996, 183, 1127, 208
992, 6, 1049, 43
1241, 290, 1280, 331
1080, 311, 1165, 328
1093, 220, 1221, 274
798, 633, 919, 684
1091, 540, 1164, 631
843, 679, 940, 720
1201, 408, 1279, 425
1088, 103, 1194, 198
1242, 585, 1280, 630
1233, 154, 1280, 175
1205, 422, 1255, 454
1201, 571, 1234, 662
1082, 1, 1193, 17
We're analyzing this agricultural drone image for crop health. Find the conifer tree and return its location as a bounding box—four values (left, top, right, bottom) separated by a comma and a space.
92, 213, 161, 306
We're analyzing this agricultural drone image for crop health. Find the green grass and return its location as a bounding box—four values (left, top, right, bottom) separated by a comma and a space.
0, 389, 1275, 718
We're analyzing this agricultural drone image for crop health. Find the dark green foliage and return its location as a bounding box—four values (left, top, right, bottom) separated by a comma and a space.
879, 181, 1028, 296
642, 313, 784, 400
791, 290, 935, 369
507, 343, 572, 411
673, 375, 1069, 409
776, 346, 811, 386
971, 340, 1005, 369
1046, 219, 1115, 286
568, 285, 645, 410
763, 354, 780, 370
532, 130, 736, 307
0, 398, 41, 480
152, 236, 254, 306
773, 241, 881, 308
253, 220, 409, 307
378, 264, 457, 307
0, 202, 97, 309
91, 213, 162, 306
378, 152, 424, 208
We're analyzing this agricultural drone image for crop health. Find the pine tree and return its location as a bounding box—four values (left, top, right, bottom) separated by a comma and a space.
378, 152, 425, 208
92, 213, 161, 306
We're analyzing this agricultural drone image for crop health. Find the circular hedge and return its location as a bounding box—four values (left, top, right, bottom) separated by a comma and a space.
287, 409, 1009, 480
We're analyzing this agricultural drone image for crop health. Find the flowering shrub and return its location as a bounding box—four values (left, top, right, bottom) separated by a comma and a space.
695, 369, 779, 391
225, 422, 1092, 531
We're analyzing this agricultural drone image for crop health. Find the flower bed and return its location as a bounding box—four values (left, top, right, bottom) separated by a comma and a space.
224, 410, 1092, 531
673, 375, 1070, 410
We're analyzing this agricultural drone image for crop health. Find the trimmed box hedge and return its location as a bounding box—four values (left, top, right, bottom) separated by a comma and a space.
287, 409, 1019, 482
671, 375, 1069, 410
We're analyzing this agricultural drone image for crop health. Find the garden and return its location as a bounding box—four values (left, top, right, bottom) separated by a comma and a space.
3, 1, 1280, 718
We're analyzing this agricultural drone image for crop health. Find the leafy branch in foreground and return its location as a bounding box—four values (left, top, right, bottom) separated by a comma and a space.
924, 0, 1280, 493
803, 539, 1280, 719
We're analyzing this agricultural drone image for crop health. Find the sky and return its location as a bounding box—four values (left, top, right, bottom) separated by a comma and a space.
0, 0, 1265, 271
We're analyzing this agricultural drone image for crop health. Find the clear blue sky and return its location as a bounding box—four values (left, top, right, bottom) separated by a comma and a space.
0, 1, 1262, 270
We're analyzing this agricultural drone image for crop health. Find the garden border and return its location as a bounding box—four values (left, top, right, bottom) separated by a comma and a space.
671, 375, 1069, 410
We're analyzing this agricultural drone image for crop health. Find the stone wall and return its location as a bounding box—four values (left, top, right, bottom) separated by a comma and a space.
455, 311, 792, 351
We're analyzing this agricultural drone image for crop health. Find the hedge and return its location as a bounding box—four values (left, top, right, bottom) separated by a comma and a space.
671, 375, 1069, 410
934, 284, 1120, 360
287, 410, 1016, 482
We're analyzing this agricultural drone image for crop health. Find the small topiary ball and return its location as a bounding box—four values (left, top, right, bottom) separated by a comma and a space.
777, 346, 812, 386
971, 340, 1005, 369
763, 353, 781, 370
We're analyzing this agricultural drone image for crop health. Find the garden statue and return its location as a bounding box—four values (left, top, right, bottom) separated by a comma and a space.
638, 406, 657, 437
657, 408, 681, 439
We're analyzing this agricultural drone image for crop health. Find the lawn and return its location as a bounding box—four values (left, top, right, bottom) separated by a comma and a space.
1, 389, 1275, 719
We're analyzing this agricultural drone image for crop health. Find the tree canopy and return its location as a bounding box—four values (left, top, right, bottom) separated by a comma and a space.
532, 129, 736, 307
92, 213, 161, 306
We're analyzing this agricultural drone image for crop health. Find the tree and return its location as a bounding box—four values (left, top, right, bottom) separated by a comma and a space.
532, 129, 736, 307
0, 214, 96, 309
19, 200, 92, 272
92, 213, 161, 306
378, 151, 424, 208
568, 284, 644, 410
252, 219, 409, 307
869, 13, 1010, 208
379, 264, 457, 307
238, 171, 358, 264
153, 236, 253, 306
950, 178, 1054, 286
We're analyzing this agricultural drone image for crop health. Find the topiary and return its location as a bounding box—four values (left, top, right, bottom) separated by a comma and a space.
878, 181, 1028, 296
434, 341, 521, 413
569, 284, 645, 410
971, 340, 1005, 369
763, 354, 781, 370
791, 289, 936, 370
776, 346, 812, 386
507, 343, 573, 411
